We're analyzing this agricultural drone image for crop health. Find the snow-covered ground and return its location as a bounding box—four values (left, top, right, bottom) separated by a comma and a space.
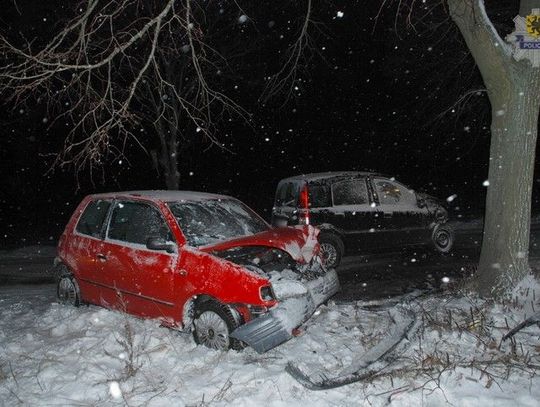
1, 280, 539, 406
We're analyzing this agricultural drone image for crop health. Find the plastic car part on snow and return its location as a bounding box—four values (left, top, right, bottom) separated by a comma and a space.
230, 312, 291, 353
286, 306, 417, 390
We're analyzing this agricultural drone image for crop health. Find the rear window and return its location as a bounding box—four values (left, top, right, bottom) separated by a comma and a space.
308, 185, 331, 208
75, 200, 111, 238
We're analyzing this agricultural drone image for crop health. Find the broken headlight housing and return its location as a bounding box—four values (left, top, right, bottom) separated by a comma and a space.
260, 285, 275, 301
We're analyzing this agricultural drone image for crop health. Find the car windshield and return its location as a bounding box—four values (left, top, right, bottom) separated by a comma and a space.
167, 199, 269, 247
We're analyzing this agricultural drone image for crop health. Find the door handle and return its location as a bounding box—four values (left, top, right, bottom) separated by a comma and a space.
96, 253, 107, 262
178, 269, 188, 276
384, 212, 393, 218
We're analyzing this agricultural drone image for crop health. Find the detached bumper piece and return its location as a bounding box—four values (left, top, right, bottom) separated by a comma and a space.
231, 269, 340, 353
230, 313, 292, 353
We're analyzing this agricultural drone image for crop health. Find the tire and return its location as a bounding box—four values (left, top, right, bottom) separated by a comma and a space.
431, 224, 454, 254
193, 301, 243, 351
319, 234, 344, 269
56, 271, 81, 307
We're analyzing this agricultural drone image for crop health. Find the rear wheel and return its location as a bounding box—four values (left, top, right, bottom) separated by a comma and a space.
56, 272, 81, 307
319, 234, 344, 269
431, 224, 454, 254
193, 301, 243, 351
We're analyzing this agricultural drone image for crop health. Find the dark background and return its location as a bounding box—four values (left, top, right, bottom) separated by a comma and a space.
1, 0, 538, 248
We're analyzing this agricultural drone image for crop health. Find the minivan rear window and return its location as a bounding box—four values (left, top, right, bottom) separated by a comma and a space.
275, 182, 298, 206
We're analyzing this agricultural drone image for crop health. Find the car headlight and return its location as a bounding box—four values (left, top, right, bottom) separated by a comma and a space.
260, 285, 275, 301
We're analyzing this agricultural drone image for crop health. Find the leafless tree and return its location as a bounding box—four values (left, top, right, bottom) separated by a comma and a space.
0, 0, 248, 187
387, 0, 540, 298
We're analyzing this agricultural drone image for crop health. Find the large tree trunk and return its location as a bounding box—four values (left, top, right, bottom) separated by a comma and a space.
449, 0, 540, 297
478, 78, 539, 296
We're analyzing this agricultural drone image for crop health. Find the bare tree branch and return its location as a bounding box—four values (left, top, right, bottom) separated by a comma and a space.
0, 0, 248, 177
260, 0, 313, 104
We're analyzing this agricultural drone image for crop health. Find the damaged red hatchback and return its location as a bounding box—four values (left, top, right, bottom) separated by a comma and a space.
55, 191, 340, 353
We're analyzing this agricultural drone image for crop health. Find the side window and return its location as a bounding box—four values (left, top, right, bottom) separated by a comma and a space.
308, 185, 331, 208
107, 201, 172, 245
374, 178, 417, 206
76, 200, 111, 238
332, 180, 368, 205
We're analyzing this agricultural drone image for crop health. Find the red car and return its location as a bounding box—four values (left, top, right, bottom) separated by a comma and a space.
55, 191, 339, 353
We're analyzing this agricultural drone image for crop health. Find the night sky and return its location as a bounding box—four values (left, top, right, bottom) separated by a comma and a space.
1, 0, 538, 247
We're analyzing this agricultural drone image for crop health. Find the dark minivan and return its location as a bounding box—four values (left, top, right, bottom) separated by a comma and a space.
272, 172, 454, 268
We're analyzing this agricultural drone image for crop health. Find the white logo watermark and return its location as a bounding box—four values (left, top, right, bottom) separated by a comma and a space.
506, 9, 540, 67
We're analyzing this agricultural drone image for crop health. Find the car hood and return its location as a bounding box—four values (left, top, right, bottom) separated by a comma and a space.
199, 225, 320, 264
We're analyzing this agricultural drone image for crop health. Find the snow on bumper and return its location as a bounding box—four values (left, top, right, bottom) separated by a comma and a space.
230, 269, 340, 353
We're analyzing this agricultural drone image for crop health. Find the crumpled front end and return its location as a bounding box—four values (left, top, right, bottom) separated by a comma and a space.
230, 267, 340, 353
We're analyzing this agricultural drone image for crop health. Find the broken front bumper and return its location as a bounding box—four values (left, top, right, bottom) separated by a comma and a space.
230, 269, 340, 353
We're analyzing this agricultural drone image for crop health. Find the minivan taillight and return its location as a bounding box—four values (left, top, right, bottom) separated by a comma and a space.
298, 184, 310, 225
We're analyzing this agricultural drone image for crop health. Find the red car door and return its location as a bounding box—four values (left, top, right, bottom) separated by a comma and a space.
100, 200, 178, 321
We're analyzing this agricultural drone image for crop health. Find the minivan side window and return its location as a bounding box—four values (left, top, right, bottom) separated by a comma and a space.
75, 200, 111, 238
332, 180, 368, 206
107, 201, 172, 245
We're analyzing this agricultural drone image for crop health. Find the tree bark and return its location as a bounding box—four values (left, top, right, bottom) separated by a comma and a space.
162, 136, 180, 190
448, 0, 540, 297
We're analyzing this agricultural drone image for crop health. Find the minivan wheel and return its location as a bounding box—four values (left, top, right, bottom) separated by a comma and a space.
193, 301, 243, 351
57, 274, 81, 306
319, 234, 344, 269
431, 224, 454, 254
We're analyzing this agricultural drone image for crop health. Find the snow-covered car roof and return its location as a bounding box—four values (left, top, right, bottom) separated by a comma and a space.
86, 190, 232, 203
279, 171, 380, 182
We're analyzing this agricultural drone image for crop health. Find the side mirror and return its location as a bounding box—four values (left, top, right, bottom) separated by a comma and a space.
146, 237, 176, 253
417, 196, 426, 209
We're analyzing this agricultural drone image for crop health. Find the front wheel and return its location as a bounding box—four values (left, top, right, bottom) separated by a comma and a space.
319, 234, 344, 269
431, 224, 454, 254
193, 301, 243, 351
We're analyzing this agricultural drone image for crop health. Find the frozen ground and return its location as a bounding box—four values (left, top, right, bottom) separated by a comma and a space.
1, 280, 539, 406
